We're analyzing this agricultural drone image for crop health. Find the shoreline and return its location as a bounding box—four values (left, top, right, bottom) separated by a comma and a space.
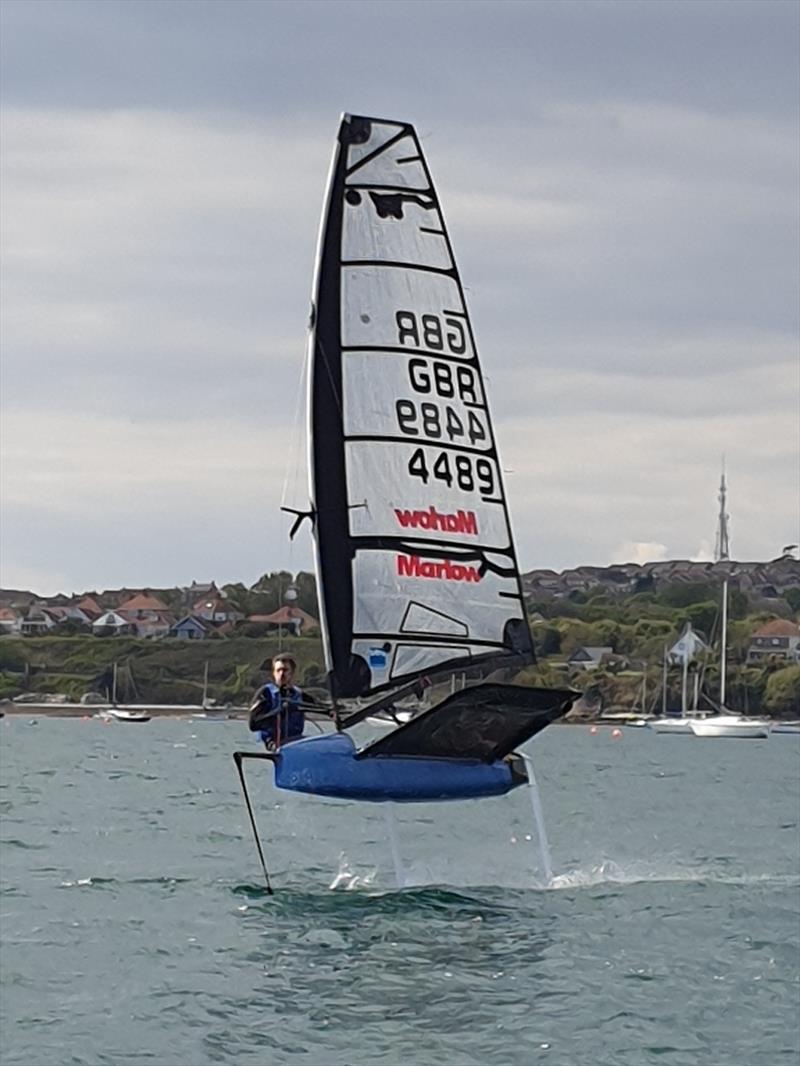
0, 701, 247, 719
1, 701, 786, 724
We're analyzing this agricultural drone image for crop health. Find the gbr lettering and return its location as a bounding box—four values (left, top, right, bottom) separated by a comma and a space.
395, 311, 466, 355
407, 357, 479, 403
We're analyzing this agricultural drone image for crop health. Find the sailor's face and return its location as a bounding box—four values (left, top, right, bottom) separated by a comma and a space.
273, 661, 294, 687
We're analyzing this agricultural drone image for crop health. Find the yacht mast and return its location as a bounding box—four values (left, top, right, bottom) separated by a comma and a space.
714, 461, 730, 707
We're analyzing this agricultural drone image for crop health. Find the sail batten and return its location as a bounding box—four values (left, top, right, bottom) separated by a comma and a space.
310, 114, 533, 701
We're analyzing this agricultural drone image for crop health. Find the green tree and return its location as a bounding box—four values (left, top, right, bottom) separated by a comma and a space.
728, 588, 749, 620
221, 582, 250, 612
764, 666, 800, 716
293, 571, 320, 617
657, 582, 717, 608
683, 601, 717, 639
517, 661, 570, 689
536, 626, 562, 656
0, 643, 27, 671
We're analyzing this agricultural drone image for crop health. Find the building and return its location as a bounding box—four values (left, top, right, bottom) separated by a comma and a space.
116, 592, 175, 639
0, 607, 23, 635
92, 611, 136, 637
567, 646, 614, 670
171, 616, 214, 640
668, 624, 709, 665
746, 619, 800, 664
191, 595, 243, 625
246, 605, 319, 635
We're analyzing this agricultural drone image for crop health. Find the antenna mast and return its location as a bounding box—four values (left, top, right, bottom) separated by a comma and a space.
714, 462, 730, 562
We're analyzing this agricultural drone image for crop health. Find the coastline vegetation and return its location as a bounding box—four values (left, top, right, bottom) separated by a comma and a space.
1, 575, 798, 717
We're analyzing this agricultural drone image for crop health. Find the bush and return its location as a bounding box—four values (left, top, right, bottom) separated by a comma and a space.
0, 642, 27, 672
764, 666, 800, 716
536, 627, 562, 656
657, 582, 717, 608
682, 601, 717, 639
0, 672, 22, 698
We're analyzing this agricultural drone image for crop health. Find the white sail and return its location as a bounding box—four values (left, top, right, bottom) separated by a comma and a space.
309, 115, 532, 700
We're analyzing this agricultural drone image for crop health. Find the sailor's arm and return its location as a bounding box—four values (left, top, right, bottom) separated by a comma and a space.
248, 687, 279, 731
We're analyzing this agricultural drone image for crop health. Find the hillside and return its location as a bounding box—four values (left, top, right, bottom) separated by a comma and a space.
1, 558, 798, 716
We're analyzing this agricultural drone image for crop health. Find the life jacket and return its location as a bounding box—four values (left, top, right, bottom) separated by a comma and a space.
249, 682, 304, 746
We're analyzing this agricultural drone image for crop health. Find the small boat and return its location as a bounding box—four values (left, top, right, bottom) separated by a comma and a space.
771, 721, 800, 735
690, 715, 770, 739
191, 707, 231, 722
650, 569, 774, 740
233, 115, 575, 887
647, 643, 710, 734
96, 707, 152, 723
191, 664, 230, 719
97, 663, 151, 720
687, 576, 769, 738
648, 716, 698, 735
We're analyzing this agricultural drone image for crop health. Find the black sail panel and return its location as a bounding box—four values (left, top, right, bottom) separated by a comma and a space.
356, 684, 575, 763
310, 115, 534, 700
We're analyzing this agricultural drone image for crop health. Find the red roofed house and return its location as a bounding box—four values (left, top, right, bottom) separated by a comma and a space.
117, 592, 175, 639
0, 607, 23, 635
20, 606, 60, 635
40, 605, 94, 628
746, 619, 800, 664
192, 595, 243, 626
74, 595, 103, 620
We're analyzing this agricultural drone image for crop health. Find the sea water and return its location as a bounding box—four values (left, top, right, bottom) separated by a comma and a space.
1, 717, 798, 1066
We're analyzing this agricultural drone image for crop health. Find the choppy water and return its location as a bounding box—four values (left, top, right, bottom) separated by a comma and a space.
1, 717, 798, 1066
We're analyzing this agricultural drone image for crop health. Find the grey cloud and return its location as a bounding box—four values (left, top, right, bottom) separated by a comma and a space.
1, 0, 797, 591
2, 1, 797, 122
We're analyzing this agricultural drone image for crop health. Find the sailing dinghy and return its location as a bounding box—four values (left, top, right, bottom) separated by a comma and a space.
234, 115, 574, 858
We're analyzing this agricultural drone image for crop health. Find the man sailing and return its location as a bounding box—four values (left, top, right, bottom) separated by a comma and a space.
248, 654, 305, 750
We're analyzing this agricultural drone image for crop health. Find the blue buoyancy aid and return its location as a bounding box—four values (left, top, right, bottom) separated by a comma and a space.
249, 682, 304, 746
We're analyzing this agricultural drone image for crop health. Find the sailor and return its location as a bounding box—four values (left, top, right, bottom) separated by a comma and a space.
248, 654, 305, 750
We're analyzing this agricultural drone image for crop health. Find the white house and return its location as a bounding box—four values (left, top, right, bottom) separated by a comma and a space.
668, 624, 708, 665
92, 611, 135, 637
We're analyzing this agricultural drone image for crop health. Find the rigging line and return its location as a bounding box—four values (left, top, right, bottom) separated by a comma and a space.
315, 332, 344, 419
280, 341, 310, 513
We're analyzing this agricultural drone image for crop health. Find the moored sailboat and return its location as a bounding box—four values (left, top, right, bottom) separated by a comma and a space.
648, 633, 711, 734
689, 579, 770, 738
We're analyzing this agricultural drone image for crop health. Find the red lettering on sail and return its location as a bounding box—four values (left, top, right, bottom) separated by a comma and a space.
396, 555, 481, 583
394, 506, 478, 536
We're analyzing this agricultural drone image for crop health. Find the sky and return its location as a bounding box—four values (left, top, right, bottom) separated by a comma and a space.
1, 0, 798, 596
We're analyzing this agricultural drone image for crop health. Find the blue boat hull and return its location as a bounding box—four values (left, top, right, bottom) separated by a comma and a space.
273, 733, 522, 802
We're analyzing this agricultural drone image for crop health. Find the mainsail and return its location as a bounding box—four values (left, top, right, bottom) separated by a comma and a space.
310, 114, 533, 701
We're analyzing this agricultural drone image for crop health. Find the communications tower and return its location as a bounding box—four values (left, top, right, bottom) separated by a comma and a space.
715, 463, 731, 562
